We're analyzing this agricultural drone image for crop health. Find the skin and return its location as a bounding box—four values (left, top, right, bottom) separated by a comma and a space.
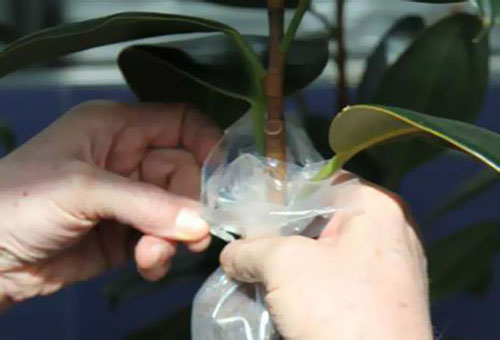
220, 172, 434, 340
0, 101, 220, 311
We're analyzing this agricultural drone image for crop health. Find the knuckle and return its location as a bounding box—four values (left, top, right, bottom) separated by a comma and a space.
357, 185, 408, 219
61, 161, 98, 193
134, 185, 170, 228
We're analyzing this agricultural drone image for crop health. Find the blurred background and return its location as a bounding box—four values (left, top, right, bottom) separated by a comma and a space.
0, 0, 499, 339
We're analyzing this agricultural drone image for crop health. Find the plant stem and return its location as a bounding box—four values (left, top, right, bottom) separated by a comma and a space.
266, 0, 288, 203
267, 0, 285, 122
335, 0, 349, 111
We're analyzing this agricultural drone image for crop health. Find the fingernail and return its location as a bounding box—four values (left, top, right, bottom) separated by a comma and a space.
142, 262, 171, 282
151, 261, 171, 280
151, 244, 167, 265
174, 208, 209, 241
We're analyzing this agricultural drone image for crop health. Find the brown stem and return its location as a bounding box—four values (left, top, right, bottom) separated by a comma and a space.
336, 0, 349, 111
266, 0, 287, 202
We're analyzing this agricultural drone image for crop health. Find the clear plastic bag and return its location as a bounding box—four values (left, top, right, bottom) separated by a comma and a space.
191, 114, 344, 340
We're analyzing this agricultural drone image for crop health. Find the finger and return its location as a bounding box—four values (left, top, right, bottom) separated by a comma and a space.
83, 166, 210, 242
220, 237, 312, 284
320, 170, 414, 239
134, 235, 176, 282
140, 148, 201, 200
181, 106, 222, 164
328, 170, 408, 218
167, 159, 201, 200
320, 173, 419, 259
185, 234, 212, 253
102, 103, 186, 176
103, 103, 221, 174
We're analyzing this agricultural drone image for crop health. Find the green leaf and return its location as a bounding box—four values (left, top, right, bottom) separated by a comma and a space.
369, 13, 489, 186
119, 34, 328, 128
202, 0, 300, 7
0, 11, 267, 150
428, 221, 500, 300
426, 169, 499, 224
321, 105, 500, 178
0, 121, 14, 152
280, 0, 311, 53
472, 0, 500, 35
357, 16, 425, 104
0, 23, 20, 45
0, 12, 264, 78
292, 94, 383, 182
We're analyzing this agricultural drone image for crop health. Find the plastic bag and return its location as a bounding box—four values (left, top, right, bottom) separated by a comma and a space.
191, 114, 345, 340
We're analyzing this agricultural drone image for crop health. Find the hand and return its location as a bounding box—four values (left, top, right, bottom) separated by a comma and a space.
0, 101, 220, 310
220, 172, 433, 340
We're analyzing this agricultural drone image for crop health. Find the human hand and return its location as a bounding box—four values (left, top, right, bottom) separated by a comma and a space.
220, 173, 433, 340
0, 101, 220, 309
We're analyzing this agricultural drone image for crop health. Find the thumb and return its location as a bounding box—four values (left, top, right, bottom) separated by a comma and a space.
220, 237, 307, 284
81, 167, 209, 242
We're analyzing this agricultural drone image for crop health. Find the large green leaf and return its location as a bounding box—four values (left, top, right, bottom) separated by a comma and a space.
316, 105, 500, 179
426, 169, 499, 223
428, 221, 500, 300
119, 34, 328, 128
0, 12, 264, 79
369, 13, 489, 186
357, 16, 425, 104
0, 11, 267, 149
293, 97, 385, 182
0, 121, 14, 152
0, 23, 19, 45
351, 16, 424, 185
203, 0, 299, 7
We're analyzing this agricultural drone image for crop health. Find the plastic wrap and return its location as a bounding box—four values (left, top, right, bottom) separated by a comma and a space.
191, 114, 344, 340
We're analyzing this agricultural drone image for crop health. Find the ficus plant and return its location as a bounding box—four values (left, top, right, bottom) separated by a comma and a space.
0, 0, 500, 338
